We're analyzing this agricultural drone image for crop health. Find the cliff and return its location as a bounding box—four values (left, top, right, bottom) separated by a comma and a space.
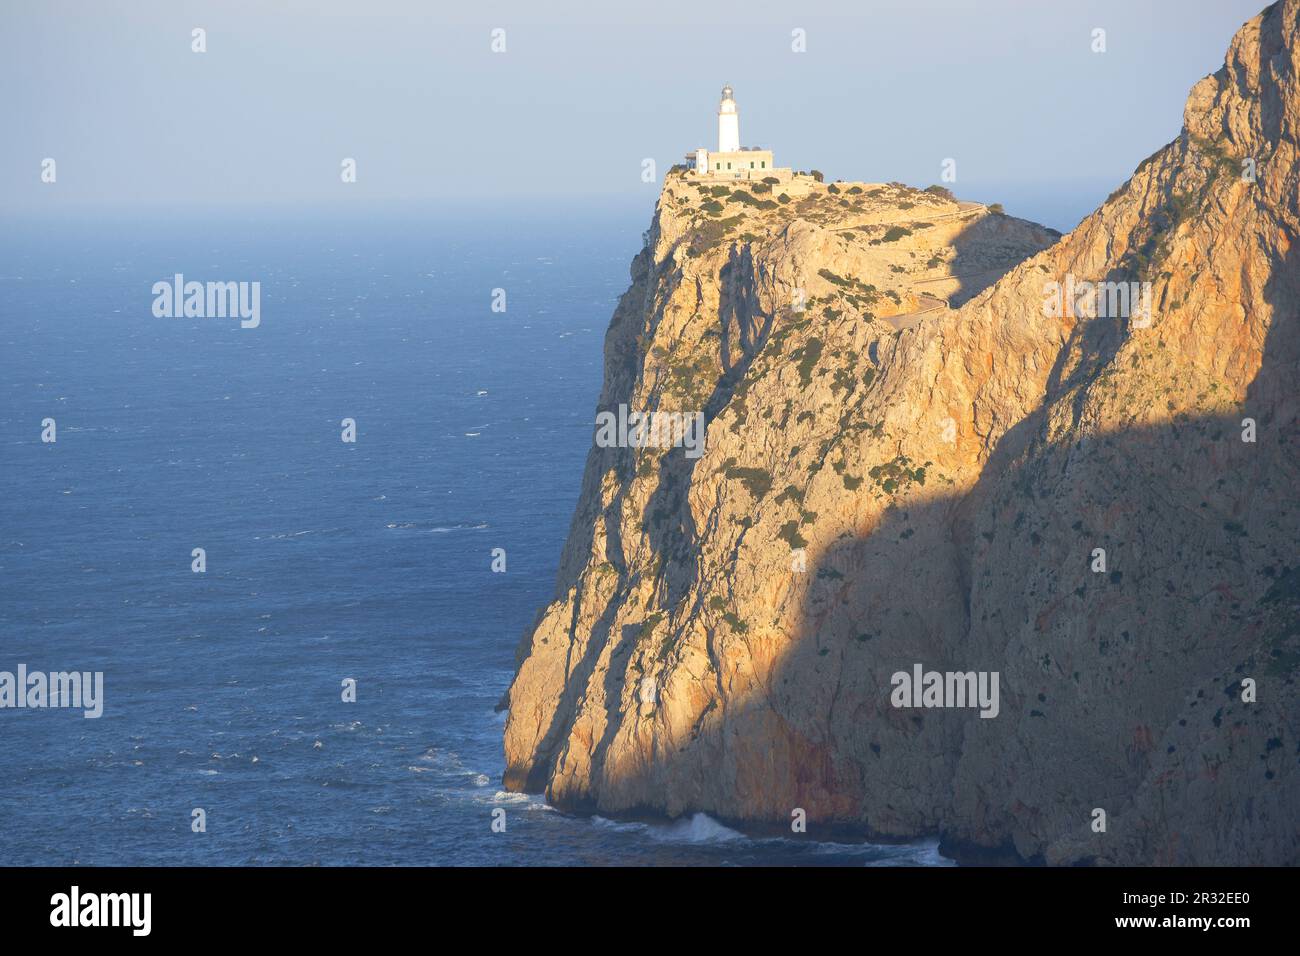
504, 1, 1300, 865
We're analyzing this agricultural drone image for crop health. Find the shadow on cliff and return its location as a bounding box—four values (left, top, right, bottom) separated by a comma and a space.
944, 210, 1061, 307
543, 213, 1092, 811
524, 230, 1299, 862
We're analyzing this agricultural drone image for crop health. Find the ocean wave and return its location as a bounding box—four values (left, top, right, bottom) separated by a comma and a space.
653, 813, 747, 843
489, 790, 535, 806
589, 813, 951, 861
254, 527, 347, 541
408, 748, 493, 791
477, 791, 554, 812
385, 521, 489, 534
591, 815, 647, 833
592, 812, 746, 844
414, 747, 464, 771
863, 840, 954, 867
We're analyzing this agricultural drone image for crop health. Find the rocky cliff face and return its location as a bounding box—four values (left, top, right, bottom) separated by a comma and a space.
504, 1, 1300, 865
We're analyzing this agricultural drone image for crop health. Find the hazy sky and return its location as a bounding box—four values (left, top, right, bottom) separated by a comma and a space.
0, 0, 1268, 228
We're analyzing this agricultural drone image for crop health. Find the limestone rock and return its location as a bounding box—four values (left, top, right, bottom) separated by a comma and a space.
504, 2, 1300, 864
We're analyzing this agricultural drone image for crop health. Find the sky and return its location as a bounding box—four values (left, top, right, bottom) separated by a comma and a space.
0, 0, 1271, 230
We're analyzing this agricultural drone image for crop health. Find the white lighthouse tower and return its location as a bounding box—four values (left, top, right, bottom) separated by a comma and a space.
718, 84, 740, 153
686, 84, 786, 181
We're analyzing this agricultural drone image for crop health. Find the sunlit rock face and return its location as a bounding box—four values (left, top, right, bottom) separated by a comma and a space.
504, 1, 1300, 866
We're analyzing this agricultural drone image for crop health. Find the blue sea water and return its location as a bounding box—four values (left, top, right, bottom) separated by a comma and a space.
0, 203, 948, 866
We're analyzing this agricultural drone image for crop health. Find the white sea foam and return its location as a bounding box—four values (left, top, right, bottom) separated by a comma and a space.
386, 521, 489, 534
591, 815, 647, 833
254, 527, 344, 541
589, 812, 951, 862
593, 812, 747, 844
490, 790, 535, 806
653, 813, 746, 843
863, 840, 954, 867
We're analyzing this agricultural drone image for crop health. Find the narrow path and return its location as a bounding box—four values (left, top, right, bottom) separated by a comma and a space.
832, 200, 985, 236
883, 294, 948, 331
911, 267, 1009, 286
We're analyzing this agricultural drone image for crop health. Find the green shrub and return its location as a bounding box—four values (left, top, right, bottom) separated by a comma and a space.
686, 216, 744, 257
791, 337, 824, 387
636, 612, 665, 639
868, 455, 930, 494
725, 465, 773, 498
721, 612, 749, 633
775, 484, 805, 505
777, 520, 808, 550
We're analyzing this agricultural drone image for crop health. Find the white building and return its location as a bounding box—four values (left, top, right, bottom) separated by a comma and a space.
687, 85, 790, 181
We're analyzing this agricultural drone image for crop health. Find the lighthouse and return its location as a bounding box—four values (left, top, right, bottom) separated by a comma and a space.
718, 85, 740, 153
686, 85, 787, 181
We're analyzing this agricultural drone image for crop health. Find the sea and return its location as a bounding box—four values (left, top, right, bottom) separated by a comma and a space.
0, 202, 949, 866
